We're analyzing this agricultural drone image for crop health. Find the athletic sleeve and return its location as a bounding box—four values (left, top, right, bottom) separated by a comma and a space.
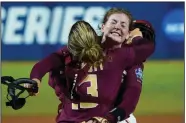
105, 64, 144, 122
120, 36, 155, 69
30, 47, 68, 81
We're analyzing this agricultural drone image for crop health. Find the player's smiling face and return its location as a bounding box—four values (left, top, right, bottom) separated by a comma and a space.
101, 13, 130, 44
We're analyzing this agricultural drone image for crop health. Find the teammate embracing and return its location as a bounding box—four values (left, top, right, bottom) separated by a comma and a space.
26, 8, 155, 123
85, 8, 155, 123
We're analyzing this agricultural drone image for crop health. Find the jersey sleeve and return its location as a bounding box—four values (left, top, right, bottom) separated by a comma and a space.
30, 47, 68, 81
121, 36, 155, 68
105, 64, 144, 122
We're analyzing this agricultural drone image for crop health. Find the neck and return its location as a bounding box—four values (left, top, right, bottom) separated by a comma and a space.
102, 39, 122, 50
112, 44, 122, 49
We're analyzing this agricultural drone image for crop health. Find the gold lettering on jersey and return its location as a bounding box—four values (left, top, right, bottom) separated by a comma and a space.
85, 74, 98, 97
81, 62, 86, 68
81, 74, 98, 108
88, 66, 93, 72
72, 103, 79, 110
71, 74, 99, 110
100, 63, 103, 70
80, 102, 98, 108
94, 66, 97, 71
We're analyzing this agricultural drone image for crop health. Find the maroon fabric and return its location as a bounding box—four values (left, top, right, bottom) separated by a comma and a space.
29, 37, 154, 123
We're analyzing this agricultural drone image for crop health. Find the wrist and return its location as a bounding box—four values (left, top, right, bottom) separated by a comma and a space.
106, 107, 126, 122
32, 78, 41, 86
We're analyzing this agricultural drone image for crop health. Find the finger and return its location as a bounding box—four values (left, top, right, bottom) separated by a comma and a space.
32, 92, 39, 96
29, 92, 39, 96
134, 28, 140, 31
129, 28, 143, 38
32, 78, 41, 87
33, 92, 39, 96
130, 28, 140, 35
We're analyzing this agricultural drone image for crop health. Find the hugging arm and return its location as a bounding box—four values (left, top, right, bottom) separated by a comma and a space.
30, 48, 68, 81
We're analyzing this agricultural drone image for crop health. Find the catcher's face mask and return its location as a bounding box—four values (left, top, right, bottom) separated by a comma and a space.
2, 76, 38, 110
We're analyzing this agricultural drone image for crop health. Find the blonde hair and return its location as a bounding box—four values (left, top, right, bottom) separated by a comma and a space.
68, 20, 104, 66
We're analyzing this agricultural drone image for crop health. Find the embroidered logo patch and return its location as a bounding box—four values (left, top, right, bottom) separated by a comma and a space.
135, 68, 143, 83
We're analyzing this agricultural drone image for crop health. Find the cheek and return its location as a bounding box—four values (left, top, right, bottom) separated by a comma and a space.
103, 27, 110, 34
105, 24, 114, 30
123, 30, 129, 36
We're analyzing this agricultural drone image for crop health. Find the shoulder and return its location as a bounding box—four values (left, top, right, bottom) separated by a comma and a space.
47, 46, 72, 65
56, 46, 69, 54
54, 46, 72, 57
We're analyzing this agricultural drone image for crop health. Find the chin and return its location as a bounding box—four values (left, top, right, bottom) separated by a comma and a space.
111, 38, 122, 44
108, 35, 121, 42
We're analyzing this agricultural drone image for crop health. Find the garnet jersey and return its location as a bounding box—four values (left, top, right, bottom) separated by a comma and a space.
56, 50, 133, 122
30, 36, 154, 122
109, 63, 144, 122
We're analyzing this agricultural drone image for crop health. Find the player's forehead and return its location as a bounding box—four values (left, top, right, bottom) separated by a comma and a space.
107, 13, 130, 24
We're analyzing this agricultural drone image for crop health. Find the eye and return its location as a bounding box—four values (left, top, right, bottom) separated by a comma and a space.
121, 25, 126, 28
111, 21, 116, 24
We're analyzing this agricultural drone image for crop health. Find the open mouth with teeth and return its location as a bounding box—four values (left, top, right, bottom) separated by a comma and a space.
110, 32, 121, 37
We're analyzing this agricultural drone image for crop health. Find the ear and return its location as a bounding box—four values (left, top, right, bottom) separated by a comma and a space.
101, 24, 105, 33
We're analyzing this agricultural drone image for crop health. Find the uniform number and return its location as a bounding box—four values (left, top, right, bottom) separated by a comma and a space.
72, 74, 98, 110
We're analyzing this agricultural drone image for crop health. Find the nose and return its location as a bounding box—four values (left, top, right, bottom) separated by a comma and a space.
114, 23, 122, 29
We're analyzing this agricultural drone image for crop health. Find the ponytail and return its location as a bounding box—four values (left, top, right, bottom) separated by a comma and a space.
68, 20, 104, 66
